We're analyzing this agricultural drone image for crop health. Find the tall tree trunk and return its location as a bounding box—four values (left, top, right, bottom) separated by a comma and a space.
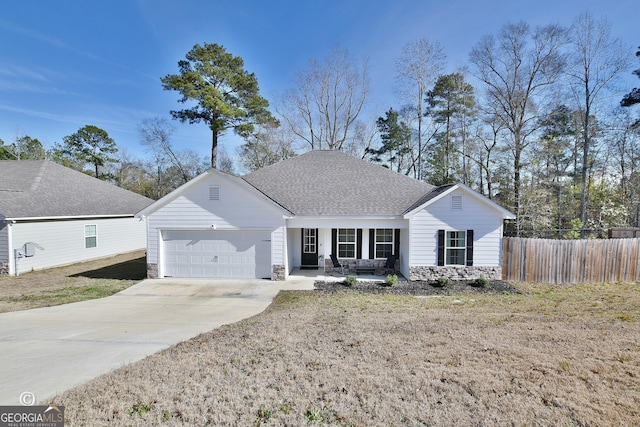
211, 130, 218, 169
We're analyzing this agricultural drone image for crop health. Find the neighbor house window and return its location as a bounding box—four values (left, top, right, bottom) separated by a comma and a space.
445, 230, 466, 265
375, 229, 394, 259
338, 228, 356, 258
85, 225, 97, 249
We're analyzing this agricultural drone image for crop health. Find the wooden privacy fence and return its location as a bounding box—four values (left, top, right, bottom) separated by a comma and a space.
502, 237, 640, 284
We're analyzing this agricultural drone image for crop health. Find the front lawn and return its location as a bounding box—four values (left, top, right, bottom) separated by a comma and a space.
0, 250, 146, 313
55, 281, 640, 426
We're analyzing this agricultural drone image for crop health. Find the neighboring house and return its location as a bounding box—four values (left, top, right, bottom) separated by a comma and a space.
0, 160, 153, 276
138, 150, 515, 281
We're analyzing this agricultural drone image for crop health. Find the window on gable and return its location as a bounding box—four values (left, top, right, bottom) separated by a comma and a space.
451, 195, 463, 210
445, 230, 466, 265
338, 228, 356, 258
85, 225, 97, 249
375, 228, 394, 259
209, 186, 220, 201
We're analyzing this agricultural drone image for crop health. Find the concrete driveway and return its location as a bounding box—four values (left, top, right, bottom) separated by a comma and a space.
0, 276, 314, 405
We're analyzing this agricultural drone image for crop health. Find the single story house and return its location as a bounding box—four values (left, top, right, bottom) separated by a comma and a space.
0, 160, 153, 276
138, 150, 515, 281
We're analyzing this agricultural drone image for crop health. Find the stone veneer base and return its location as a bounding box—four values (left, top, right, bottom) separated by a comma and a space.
147, 263, 158, 279
409, 266, 502, 281
272, 265, 286, 281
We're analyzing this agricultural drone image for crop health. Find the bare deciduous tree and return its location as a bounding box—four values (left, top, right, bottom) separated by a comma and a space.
138, 117, 208, 197
470, 21, 568, 234
395, 38, 446, 180
237, 123, 296, 173
277, 47, 369, 151
567, 12, 631, 228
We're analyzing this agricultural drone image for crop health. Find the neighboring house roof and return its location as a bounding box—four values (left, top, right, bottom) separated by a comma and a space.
0, 160, 154, 219
243, 150, 435, 216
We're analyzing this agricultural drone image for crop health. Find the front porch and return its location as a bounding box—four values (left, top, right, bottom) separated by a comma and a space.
288, 225, 406, 276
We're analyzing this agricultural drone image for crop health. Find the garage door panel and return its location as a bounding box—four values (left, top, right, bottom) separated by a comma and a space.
162, 230, 271, 279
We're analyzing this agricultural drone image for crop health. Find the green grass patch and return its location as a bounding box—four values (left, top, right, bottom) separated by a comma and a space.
2, 280, 132, 307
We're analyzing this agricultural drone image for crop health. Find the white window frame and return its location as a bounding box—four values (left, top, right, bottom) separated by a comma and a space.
445, 230, 465, 265
375, 229, 394, 259
338, 228, 356, 258
85, 224, 97, 249
303, 229, 316, 254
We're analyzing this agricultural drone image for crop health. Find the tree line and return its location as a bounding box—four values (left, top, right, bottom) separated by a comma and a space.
2, 12, 639, 237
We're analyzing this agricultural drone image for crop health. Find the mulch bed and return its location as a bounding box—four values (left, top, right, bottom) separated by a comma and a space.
314, 279, 520, 295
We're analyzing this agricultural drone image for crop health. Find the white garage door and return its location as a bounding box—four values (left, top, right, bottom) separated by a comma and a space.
162, 230, 272, 279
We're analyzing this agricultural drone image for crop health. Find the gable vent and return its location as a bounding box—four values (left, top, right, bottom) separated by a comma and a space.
209, 186, 220, 201
451, 195, 463, 210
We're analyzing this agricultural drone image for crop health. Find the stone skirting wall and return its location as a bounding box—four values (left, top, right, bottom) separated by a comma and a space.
147, 263, 158, 279
0, 262, 9, 276
272, 265, 286, 281
409, 266, 502, 281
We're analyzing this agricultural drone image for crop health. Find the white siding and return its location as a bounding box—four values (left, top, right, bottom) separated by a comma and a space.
11, 216, 146, 275
400, 228, 410, 278
287, 228, 299, 273
409, 188, 504, 266
0, 220, 8, 264
146, 174, 286, 273
271, 225, 286, 268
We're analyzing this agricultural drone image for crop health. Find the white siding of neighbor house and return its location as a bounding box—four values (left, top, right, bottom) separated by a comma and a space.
409, 188, 505, 267
0, 219, 8, 264
146, 173, 286, 272
10, 216, 146, 275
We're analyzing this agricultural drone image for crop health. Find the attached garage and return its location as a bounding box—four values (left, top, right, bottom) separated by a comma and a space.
162, 230, 272, 279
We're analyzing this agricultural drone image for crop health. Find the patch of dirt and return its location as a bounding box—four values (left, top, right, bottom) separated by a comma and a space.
314, 279, 520, 295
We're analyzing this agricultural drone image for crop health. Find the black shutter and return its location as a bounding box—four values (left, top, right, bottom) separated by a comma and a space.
369, 229, 375, 259
331, 229, 337, 257
437, 229, 445, 266
394, 229, 401, 257
466, 229, 474, 266
356, 229, 362, 259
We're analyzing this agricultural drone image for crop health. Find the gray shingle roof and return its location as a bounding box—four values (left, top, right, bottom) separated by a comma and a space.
0, 160, 154, 219
403, 184, 455, 214
243, 150, 434, 216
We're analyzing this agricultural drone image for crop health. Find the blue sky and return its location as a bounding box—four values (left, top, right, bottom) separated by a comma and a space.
0, 0, 637, 162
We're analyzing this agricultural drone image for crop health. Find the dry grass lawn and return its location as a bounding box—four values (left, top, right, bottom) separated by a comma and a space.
55, 281, 639, 426
0, 250, 146, 313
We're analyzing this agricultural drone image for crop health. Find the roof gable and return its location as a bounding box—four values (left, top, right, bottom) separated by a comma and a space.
137, 167, 292, 218
404, 183, 515, 219
0, 160, 153, 219
243, 150, 434, 216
